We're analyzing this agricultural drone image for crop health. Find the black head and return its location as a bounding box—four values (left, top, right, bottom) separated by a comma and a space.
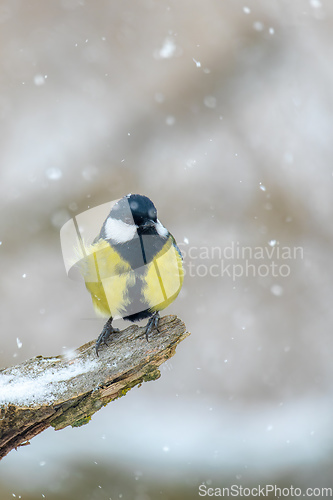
100, 193, 167, 244
126, 194, 157, 227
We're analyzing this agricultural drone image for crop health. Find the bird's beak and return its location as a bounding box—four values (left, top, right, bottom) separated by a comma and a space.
142, 220, 156, 229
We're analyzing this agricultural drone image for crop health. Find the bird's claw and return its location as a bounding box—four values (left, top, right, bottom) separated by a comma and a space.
145, 312, 160, 341
95, 319, 119, 356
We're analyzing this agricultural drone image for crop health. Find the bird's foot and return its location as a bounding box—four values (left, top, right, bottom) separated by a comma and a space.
144, 311, 160, 341
95, 317, 119, 356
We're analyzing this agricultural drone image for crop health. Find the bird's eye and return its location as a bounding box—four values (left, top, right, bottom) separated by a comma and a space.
148, 208, 157, 220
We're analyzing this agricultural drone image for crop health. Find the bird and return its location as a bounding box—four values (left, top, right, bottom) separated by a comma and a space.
76, 193, 184, 355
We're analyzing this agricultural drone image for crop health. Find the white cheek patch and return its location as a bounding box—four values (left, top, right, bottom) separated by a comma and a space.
104, 217, 137, 243
156, 219, 169, 238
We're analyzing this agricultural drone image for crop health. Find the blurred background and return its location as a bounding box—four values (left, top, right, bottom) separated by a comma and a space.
1, 0, 333, 498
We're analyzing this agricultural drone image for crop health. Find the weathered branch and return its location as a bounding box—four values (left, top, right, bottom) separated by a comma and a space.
0, 315, 189, 460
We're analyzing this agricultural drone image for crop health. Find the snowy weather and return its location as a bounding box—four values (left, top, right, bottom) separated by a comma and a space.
1, 0, 333, 499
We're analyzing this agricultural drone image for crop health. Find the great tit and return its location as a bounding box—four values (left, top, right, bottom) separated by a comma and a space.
77, 194, 184, 355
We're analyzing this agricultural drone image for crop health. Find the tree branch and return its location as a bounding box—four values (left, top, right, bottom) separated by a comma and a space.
0, 315, 189, 460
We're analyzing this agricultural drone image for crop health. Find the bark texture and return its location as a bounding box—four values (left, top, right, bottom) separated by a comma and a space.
0, 315, 189, 460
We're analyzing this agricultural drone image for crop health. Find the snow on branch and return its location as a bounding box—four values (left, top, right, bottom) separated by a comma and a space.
0, 315, 189, 460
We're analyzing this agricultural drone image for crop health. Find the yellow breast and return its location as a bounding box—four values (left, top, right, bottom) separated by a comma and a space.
143, 237, 184, 312
77, 236, 183, 319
